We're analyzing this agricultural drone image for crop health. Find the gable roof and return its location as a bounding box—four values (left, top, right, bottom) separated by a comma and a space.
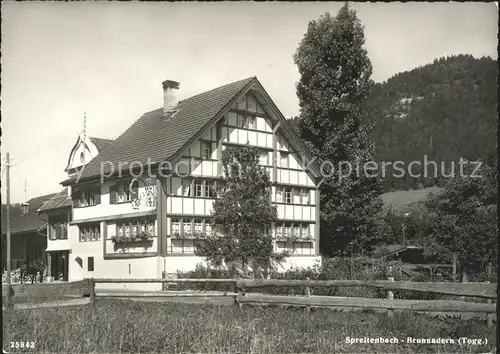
90, 137, 114, 153
1, 193, 56, 236
69, 77, 255, 183
64, 76, 321, 184
37, 188, 72, 213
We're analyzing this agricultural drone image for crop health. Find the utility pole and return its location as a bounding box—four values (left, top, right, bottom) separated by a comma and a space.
5, 152, 12, 308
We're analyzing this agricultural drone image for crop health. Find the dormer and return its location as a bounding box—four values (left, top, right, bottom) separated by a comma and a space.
65, 135, 114, 177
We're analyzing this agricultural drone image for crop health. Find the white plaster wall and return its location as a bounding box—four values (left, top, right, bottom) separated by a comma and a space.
276, 256, 322, 271
46, 239, 71, 252
165, 256, 206, 273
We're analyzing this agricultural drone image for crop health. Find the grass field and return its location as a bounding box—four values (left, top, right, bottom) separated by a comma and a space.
2, 299, 496, 353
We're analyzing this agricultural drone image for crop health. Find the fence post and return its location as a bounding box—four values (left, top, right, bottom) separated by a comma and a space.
452, 253, 457, 282
5, 284, 14, 310
233, 281, 239, 307
486, 262, 492, 328
460, 270, 467, 302
161, 271, 167, 291
239, 286, 245, 310
387, 269, 394, 318
89, 278, 95, 304
304, 277, 311, 314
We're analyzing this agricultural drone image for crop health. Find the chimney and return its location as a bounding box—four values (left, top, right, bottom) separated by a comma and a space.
21, 202, 29, 215
162, 80, 180, 114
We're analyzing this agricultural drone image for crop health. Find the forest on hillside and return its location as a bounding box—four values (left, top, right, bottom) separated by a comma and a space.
290, 54, 497, 192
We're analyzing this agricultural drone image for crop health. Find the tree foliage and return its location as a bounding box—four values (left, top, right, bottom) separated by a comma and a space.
196, 146, 288, 277
294, 4, 383, 257
420, 163, 497, 274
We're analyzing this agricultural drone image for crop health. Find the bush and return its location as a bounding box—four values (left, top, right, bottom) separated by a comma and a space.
175, 258, 491, 301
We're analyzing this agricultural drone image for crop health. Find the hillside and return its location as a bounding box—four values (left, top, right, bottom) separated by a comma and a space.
363, 54, 497, 191
290, 55, 497, 192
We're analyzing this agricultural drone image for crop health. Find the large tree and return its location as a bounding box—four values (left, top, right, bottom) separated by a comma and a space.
196, 146, 288, 277
294, 4, 384, 256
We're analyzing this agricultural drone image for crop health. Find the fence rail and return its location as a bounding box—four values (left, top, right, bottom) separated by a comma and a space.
88, 277, 496, 328
235, 279, 497, 299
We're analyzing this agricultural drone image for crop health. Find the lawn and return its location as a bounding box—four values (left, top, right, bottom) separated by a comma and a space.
2, 299, 496, 353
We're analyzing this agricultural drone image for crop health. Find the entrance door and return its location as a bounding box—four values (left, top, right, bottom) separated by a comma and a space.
50, 251, 70, 281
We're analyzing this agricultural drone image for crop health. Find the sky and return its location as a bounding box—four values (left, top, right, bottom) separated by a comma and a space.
1, 2, 498, 203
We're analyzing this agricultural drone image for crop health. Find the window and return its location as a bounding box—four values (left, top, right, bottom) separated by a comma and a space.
259, 151, 268, 165
88, 257, 94, 272
201, 141, 213, 160
79, 223, 100, 242
205, 222, 213, 236
194, 219, 203, 235
276, 188, 283, 203
117, 217, 156, 238
205, 181, 216, 198
172, 218, 181, 236
182, 180, 192, 196
183, 219, 192, 235
275, 224, 283, 237
110, 180, 138, 204
284, 188, 292, 204
293, 224, 301, 237
301, 224, 310, 237
280, 153, 289, 168
302, 189, 310, 205
246, 116, 256, 129
194, 179, 203, 197
216, 183, 224, 198
73, 186, 101, 207
49, 214, 68, 240
238, 114, 246, 128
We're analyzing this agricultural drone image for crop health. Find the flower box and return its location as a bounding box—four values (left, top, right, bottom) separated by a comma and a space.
171, 231, 208, 240
275, 235, 314, 242
111, 232, 154, 244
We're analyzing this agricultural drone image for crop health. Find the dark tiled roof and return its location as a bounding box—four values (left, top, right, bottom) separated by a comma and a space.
75, 77, 255, 181
90, 137, 114, 152
1, 193, 56, 236
37, 188, 72, 213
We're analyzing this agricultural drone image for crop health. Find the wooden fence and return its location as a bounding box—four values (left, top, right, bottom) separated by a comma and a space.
2, 279, 91, 299
90, 277, 496, 328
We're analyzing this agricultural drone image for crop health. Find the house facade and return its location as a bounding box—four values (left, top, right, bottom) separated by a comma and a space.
38, 136, 113, 282
42, 77, 322, 289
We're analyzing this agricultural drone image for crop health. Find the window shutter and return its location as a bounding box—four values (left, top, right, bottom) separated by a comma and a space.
109, 185, 117, 204
72, 189, 80, 208
95, 187, 101, 205
61, 224, 67, 240
132, 180, 139, 199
